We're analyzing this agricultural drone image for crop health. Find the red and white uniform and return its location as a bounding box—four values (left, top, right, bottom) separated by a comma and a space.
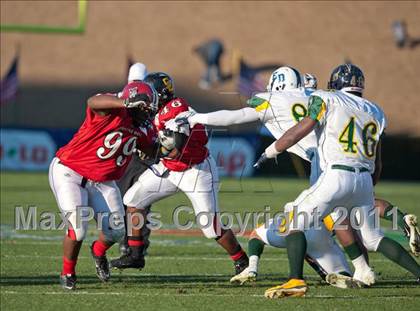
49, 105, 155, 241
56, 107, 153, 181
154, 97, 208, 171
124, 97, 222, 239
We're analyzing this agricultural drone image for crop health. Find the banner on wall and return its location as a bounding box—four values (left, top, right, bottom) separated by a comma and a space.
0, 129, 56, 171
208, 137, 255, 177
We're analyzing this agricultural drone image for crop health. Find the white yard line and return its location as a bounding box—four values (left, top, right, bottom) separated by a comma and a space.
0, 253, 395, 263
0, 290, 415, 299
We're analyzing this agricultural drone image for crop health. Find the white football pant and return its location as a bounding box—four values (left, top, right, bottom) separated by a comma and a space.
48, 157, 125, 242
124, 155, 220, 238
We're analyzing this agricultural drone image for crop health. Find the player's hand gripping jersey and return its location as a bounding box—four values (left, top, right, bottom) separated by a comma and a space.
248, 88, 318, 162
308, 90, 386, 173
57, 104, 155, 182
155, 97, 208, 171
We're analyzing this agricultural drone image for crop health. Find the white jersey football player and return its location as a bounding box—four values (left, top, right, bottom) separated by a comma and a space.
175, 67, 354, 287
257, 64, 420, 299
176, 66, 420, 291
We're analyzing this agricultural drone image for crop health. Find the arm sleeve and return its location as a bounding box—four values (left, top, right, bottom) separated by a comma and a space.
189, 107, 260, 126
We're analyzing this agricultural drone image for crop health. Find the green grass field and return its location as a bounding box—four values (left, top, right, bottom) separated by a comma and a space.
1, 172, 420, 310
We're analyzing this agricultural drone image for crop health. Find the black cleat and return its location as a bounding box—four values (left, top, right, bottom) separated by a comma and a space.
234, 255, 249, 275
60, 274, 77, 290
110, 254, 145, 270
305, 254, 327, 281
90, 243, 110, 282
119, 240, 131, 256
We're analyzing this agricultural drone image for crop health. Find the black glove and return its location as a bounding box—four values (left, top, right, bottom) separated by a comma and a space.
253, 152, 268, 169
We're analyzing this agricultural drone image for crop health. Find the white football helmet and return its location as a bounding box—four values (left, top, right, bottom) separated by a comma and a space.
303, 73, 318, 89
266, 66, 302, 92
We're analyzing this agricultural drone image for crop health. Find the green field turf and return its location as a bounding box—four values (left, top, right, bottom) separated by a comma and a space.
1, 172, 420, 310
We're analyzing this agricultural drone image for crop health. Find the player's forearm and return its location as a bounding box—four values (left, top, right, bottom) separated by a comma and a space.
87, 94, 125, 111
190, 108, 259, 126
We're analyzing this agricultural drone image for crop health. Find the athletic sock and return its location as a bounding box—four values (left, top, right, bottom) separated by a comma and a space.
248, 238, 265, 257
247, 238, 265, 274
377, 237, 420, 278
344, 242, 370, 271
92, 240, 110, 257
230, 248, 247, 262
128, 239, 145, 258
285, 231, 307, 280
248, 255, 259, 274
351, 254, 371, 272
383, 204, 407, 231
62, 257, 77, 275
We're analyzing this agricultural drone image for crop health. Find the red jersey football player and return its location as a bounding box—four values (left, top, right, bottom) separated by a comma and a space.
110, 72, 249, 275
48, 81, 158, 290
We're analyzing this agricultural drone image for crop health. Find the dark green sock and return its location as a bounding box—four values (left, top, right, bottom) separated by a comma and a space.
377, 237, 420, 278
343, 242, 363, 260
285, 231, 307, 279
383, 204, 406, 231
248, 238, 265, 257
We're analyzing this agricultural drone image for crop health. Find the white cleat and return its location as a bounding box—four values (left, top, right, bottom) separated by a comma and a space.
403, 214, 420, 257
353, 268, 376, 287
230, 267, 257, 285
326, 273, 360, 289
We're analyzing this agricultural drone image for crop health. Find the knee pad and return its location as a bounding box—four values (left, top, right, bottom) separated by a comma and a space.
197, 212, 220, 239
362, 233, 384, 251
67, 211, 88, 241
202, 226, 219, 239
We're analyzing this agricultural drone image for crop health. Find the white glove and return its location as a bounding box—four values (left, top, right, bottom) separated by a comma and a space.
165, 118, 191, 136
175, 111, 197, 128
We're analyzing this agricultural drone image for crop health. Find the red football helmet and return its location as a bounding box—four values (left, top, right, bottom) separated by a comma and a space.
120, 81, 159, 114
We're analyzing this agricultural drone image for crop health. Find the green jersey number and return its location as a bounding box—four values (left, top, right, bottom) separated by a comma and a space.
339, 117, 378, 157
291, 103, 307, 122
362, 122, 378, 158
339, 117, 358, 153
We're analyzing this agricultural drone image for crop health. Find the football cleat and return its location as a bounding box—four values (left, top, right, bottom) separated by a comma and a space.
326, 273, 360, 289
403, 214, 420, 256
110, 254, 145, 270
264, 279, 307, 299
234, 255, 249, 275
119, 240, 131, 256
305, 254, 327, 281
60, 274, 77, 290
90, 243, 110, 282
230, 267, 257, 285
353, 267, 376, 287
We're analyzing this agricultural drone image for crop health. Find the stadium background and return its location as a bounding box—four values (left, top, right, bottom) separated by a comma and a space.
1, 1, 420, 180
1, 2, 420, 309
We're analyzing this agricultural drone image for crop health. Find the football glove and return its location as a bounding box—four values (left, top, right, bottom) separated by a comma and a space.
175, 110, 197, 128
165, 118, 190, 136
253, 152, 268, 169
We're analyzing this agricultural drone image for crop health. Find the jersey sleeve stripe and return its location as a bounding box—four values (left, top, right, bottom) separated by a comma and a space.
308, 95, 326, 121
255, 101, 270, 112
